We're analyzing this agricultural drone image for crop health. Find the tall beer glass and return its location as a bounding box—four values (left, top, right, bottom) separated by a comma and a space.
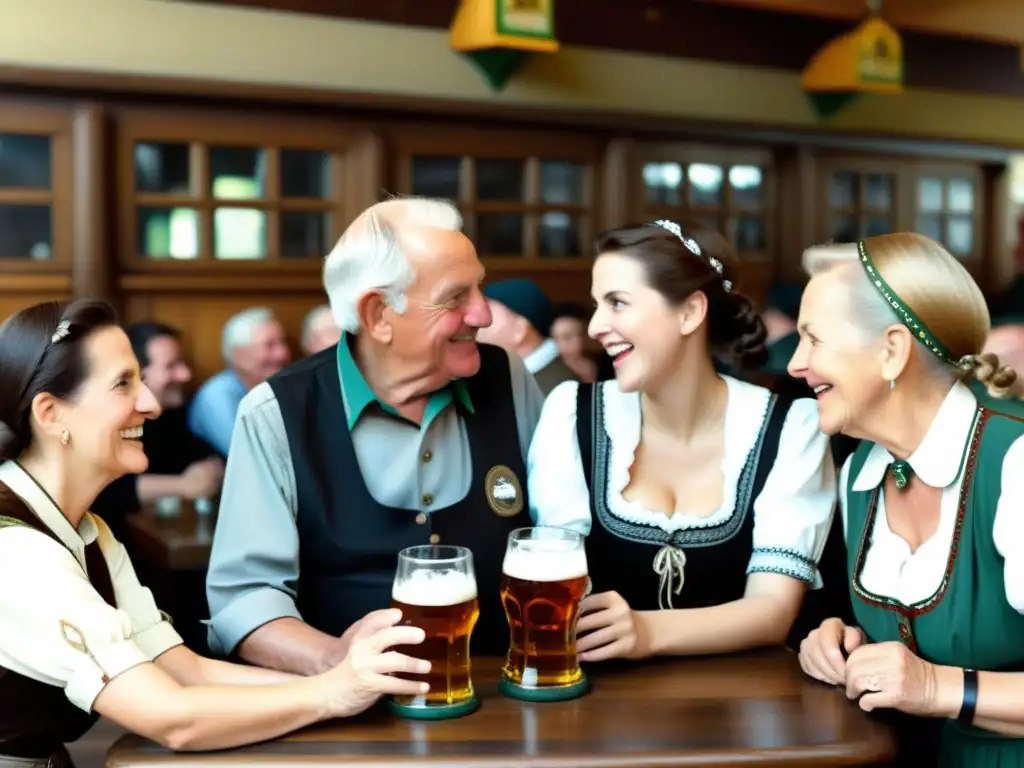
389, 545, 480, 720
499, 527, 590, 702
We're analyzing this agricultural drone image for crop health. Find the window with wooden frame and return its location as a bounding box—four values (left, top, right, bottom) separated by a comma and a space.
116, 109, 381, 270
0, 102, 72, 270
913, 164, 982, 261
634, 145, 775, 260
391, 126, 602, 265
819, 161, 900, 243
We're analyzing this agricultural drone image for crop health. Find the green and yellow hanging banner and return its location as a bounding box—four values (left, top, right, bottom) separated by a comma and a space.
802, 17, 903, 118
450, 0, 559, 91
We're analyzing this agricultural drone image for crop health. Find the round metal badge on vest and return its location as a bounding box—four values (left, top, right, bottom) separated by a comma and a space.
485, 465, 523, 518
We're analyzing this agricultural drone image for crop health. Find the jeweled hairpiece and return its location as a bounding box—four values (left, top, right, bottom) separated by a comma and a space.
653, 219, 733, 292
51, 320, 71, 345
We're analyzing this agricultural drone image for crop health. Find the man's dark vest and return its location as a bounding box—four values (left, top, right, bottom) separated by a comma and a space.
269, 343, 530, 656
0, 485, 115, 757
575, 383, 794, 611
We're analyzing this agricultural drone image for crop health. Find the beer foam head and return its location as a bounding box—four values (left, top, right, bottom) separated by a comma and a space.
392, 568, 478, 606
502, 540, 588, 582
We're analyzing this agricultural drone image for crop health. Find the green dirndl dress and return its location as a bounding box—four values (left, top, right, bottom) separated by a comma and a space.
845, 400, 1024, 767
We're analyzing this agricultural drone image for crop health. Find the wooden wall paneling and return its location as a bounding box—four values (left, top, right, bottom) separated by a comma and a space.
71, 102, 113, 305
984, 163, 1011, 296
121, 274, 326, 382
0, 275, 72, 323
343, 131, 385, 229
602, 138, 634, 232
774, 145, 819, 285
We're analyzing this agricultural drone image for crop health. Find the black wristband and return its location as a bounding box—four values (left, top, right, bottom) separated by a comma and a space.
958, 668, 978, 725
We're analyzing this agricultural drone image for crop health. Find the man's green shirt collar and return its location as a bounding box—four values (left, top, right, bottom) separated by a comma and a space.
337, 333, 475, 429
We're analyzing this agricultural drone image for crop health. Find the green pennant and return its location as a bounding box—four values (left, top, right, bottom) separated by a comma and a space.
462, 48, 528, 91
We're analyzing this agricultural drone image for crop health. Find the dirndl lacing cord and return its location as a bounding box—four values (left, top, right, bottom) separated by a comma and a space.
654, 545, 686, 610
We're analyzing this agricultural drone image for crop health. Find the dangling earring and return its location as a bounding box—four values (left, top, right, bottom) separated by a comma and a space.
60, 428, 70, 446
889, 378, 896, 392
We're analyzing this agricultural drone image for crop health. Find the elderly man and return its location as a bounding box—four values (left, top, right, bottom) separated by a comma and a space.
188, 307, 291, 456
205, 198, 544, 673
476, 278, 576, 394
301, 304, 341, 356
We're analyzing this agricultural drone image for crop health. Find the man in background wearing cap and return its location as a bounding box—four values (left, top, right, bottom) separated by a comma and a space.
477, 278, 577, 395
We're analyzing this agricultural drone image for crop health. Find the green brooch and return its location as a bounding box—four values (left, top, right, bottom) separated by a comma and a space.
890, 460, 913, 490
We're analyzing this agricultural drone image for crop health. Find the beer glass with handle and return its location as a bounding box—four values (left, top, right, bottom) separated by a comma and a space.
499, 526, 590, 701
389, 545, 480, 719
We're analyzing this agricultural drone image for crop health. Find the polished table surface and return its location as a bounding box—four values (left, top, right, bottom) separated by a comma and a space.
123, 501, 215, 571
105, 648, 896, 767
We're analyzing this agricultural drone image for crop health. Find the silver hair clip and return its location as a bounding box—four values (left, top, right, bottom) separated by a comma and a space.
653, 220, 733, 293
51, 321, 70, 345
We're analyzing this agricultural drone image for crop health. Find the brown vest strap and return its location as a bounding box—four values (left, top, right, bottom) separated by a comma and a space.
0, 486, 116, 608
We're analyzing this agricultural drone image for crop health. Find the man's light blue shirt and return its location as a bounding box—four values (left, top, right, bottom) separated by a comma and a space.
187, 369, 248, 456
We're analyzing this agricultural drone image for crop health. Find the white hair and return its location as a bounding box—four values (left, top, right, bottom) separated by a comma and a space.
301, 304, 333, 350
221, 306, 274, 365
322, 197, 463, 333
801, 242, 950, 377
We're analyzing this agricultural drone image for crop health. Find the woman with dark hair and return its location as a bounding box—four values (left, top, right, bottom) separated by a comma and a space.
527, 220, 836, 662
0, 300, 429, 763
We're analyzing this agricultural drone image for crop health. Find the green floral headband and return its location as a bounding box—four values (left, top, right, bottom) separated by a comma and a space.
857, 240, 975, 371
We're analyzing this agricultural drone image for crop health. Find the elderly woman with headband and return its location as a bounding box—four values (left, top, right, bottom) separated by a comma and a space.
527, 220, 837, 662
0, 300, 429, 766
791, 233, 1024, 766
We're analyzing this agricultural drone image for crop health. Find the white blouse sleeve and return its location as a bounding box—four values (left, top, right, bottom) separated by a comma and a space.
0, 523, 175, 713
526, 380, 593, 535
92, 515, 184, 658
746, 398, 837, 588
994, 435, 1024, 613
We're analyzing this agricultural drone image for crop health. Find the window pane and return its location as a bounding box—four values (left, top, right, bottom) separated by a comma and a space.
917, 214, 943, 243
134, 142, 190, 194
918, 178, 944, 212
0, 134, 51, 189
210, 147, 265, 200
540, 161, 584, 205
538, 212, 581, 258
829, 171, 856, 209
0, 205, 51, 258
281, 211, 330, 259
214, 208, 267, 259
688, 163, 723, 207
411, 156, 460, 200
830, 215, 857, 243
729, 165, 762, 209
281, 150, 330, 198
866, 217, 892, 237
138, 207, 199, 259
476, 158, 524, 202
643, 162, 682, 206
864, 174, 893, 210
476, 213, 523, 255
947, 216, 973, 255
947, 179, 974, 213
731, 216, 765, 251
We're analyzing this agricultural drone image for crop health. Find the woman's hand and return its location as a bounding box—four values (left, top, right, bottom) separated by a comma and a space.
576, 591, 649, 662
319, 608, 430, 718
798, 617, 866, 685
845, 641, 951, 716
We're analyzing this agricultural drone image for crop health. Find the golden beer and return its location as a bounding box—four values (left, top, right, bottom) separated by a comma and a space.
500, 528, 589, 691
389, 545, 480, 717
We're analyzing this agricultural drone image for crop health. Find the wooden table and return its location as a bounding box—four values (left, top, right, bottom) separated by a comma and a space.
123, 500, 215, 571
105, 649, 896, 767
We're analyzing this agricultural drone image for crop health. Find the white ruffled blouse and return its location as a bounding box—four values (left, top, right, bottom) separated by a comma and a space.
527, 376, 838, 597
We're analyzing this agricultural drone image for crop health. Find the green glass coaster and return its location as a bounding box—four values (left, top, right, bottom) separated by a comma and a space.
498, 672, 589, 702
387, 694, 479, 721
